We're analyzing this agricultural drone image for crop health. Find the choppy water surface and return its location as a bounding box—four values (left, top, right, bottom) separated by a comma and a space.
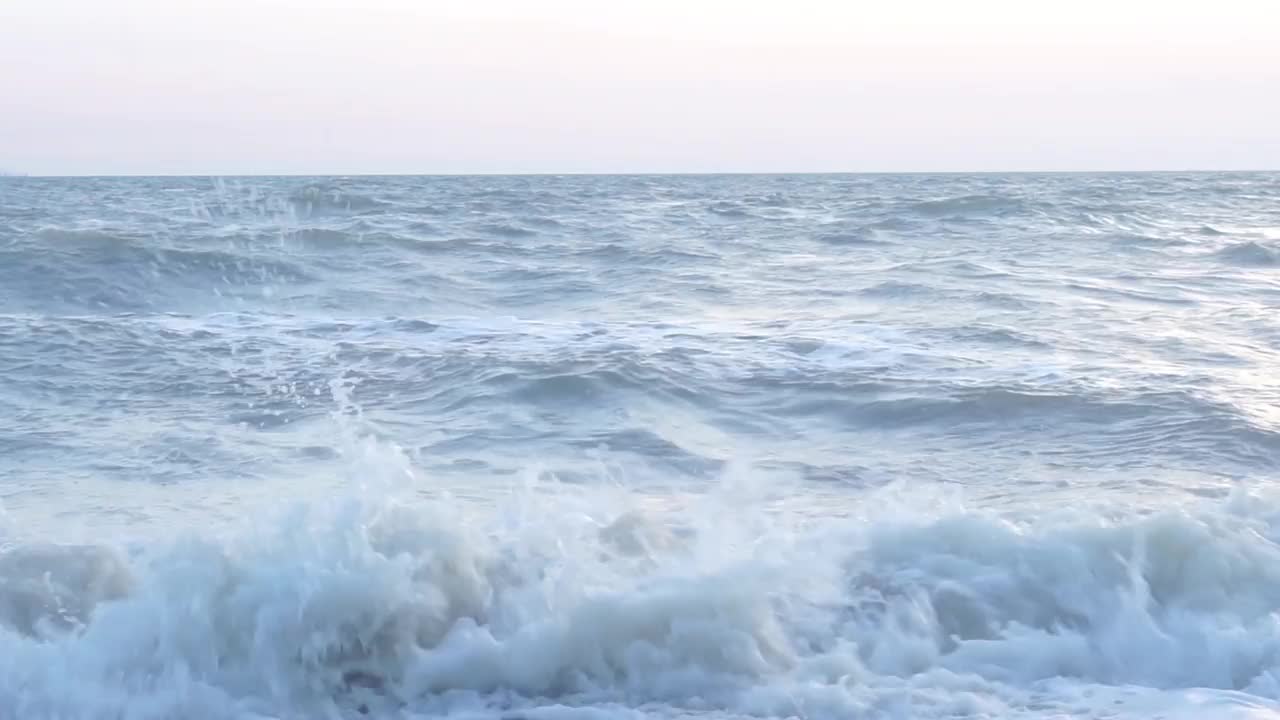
1, 173, 1279, 719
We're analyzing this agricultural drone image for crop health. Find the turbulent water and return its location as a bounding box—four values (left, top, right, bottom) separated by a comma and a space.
1, 173, 1279, 719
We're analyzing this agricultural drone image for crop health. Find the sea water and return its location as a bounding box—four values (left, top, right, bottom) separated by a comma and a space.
1, 173, 1279, 718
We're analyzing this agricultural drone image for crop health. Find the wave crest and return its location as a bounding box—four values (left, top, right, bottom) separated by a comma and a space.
8, 484, 1280, 717
1216, 241, 1280, 267
288, 185, 387, 215
905, 194, 1031, 218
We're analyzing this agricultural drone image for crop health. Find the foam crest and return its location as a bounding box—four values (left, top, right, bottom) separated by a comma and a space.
6, 459, 1280, 718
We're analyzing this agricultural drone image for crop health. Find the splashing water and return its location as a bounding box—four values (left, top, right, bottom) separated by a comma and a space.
2, 173, 1280, 718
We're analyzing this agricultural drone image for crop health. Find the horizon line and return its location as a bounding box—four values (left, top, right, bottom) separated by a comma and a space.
7, 168, 1279, 179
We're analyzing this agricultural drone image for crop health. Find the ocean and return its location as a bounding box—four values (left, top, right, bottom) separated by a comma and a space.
1, 172, 1279, 719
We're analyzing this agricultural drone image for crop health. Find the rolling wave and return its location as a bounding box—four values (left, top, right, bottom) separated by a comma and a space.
1216, 241, 1280, 267
2, 229, 314, 311
813, 231, 893, 246
904, 194, 1035, 218
288, 184, 388, 215
5, 479, 1280, 718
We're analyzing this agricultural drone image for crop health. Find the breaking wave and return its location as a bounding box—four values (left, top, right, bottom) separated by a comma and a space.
6, 465, 1280, 719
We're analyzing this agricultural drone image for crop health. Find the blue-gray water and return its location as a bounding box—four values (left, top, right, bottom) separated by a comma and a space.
2, 173, 1279, 719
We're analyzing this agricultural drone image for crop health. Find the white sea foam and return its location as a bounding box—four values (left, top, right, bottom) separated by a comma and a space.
6, 434, 1280, 719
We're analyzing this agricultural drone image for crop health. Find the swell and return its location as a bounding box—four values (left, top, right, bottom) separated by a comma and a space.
1, 313, 734, 475
748, 376, 1280, 458
287, 184, 388, 215
1215, 241, 1280, 267
4, 228, 315, 311
761, 386, 1138, 427
813, 228, 896, 246
901, 193, 1045, 219
330, 344, 726, 472
9, 307, 1277, 483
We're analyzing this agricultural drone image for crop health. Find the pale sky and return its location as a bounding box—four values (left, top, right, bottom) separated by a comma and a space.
1, 0, 1278, 175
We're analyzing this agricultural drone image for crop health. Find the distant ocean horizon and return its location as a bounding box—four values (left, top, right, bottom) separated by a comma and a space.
11, 167, 1280, 178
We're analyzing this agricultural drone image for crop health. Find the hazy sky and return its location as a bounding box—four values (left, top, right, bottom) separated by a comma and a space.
2, 0, 1278, 175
